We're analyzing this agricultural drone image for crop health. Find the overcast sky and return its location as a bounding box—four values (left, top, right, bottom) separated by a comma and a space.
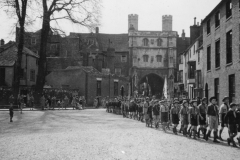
0, 0, 221, 42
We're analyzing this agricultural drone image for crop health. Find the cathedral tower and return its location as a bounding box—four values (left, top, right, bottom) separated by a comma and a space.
128, 14, 138, 31
162, 15, 172, 31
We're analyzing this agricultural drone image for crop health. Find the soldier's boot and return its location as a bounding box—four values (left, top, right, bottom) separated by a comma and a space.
189, 130, 192, 138
237, 137, 240, 146
193, 130, 197, 139
162, 124, 166, 132
218, 129, 224, 141
205, 130, 211, 141
203, 128, 207, 139
231, 136, 238, 148
172, 127, 175, 134
179, 126, 182, 133
197, 128, 201, 138
187, 127, 191, 135
227, 138, 231, 146
213, 131, 220, 143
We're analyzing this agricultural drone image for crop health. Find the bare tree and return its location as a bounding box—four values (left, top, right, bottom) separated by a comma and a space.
1, 0, 29, 98
35, 0, 101, 98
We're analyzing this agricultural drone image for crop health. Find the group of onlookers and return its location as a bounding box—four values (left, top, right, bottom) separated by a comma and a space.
7, 90, 86, 123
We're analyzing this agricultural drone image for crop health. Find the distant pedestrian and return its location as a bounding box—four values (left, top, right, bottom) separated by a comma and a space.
64, 95, 69, 110
51, 95, 56, 110
29, 94, 34, 110
40, 95, 45, 110
9, 105, 13, 122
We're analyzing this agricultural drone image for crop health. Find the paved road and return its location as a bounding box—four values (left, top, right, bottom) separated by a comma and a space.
0, 109, 239, 160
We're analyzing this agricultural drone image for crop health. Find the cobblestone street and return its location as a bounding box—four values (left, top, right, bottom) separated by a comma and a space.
0, 109, 239, 160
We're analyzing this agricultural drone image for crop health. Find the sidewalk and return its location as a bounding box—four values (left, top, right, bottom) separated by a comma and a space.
0, 106, 105, 111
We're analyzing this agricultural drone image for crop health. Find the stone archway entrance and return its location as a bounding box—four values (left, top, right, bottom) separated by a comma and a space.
138, 73, 164, 98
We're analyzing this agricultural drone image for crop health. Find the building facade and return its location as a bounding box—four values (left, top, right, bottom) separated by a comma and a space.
181, 35, 203, 100
0, 43, 39, 88
202, 0, 240, 104
129, 14, 177, 99
46, 66, 129, 105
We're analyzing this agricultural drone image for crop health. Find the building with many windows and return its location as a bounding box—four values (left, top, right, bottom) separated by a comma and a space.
202, 0, 240, 104
128, 14, 178, 99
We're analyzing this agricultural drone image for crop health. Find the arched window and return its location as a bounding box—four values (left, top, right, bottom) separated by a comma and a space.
157, 38, 162, 46
143, 38, 149, 46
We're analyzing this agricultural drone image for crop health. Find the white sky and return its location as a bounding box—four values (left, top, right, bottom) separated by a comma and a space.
0, 0, 221, 42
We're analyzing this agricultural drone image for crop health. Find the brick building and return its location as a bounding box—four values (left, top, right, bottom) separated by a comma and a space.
16, 27, 62, 57
46, 66, 129, 105
202, 0, 240, 104
176, 18, 203, 100
0, 42, 39, 88
176, 30, 190, 97
68, 30, 130, 77
128, 14, 178, 99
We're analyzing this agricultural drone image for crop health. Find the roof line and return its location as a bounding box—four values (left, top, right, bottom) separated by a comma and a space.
201, 0, 224, 24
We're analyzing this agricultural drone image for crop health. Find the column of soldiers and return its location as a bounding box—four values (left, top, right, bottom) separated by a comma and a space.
106, 95, 240, 148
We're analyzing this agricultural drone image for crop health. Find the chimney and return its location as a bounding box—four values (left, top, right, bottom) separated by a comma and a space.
0, 39, 4, 46
197, 22, 199, 26
181, 30, 185, 39
96, 27, 99, 34
194, 17, 196, 25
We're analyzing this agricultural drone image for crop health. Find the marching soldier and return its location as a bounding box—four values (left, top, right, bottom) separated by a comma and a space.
153, 100, 160, 128
236, 104, 240, 146
180, 100, 189, 136
218, 96, 229, 141
225, 103, 238, 147
205, 97, 220, 143
188, 99, 199, 139
160, 100, 169, 132
197, 97, 208, 139
170, 100, 180, 134
144, 97, 150, 126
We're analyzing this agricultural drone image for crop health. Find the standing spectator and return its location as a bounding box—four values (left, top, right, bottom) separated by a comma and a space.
82, 96, 86, 109
71, 96, 76, 110
29, 94, 34, 110
94, 98, 98, 108
51, 95, 56, 110
9, 94, 15, 108
9, 104, 14, 122
19, 94, 24, 114
40, 95, 45, 110
64, 95, 69, 110
17, 93, 21, 110
47, 96, 51, 110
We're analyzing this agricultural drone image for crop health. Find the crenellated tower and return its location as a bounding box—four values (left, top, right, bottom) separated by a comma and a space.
128, 14, 138, 31
162, 15, 172, 31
